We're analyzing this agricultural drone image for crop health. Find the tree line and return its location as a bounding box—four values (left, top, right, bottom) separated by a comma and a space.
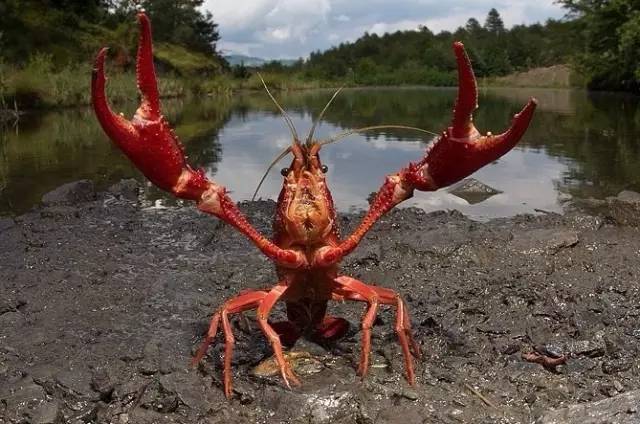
259, 4, 638, 93
557, 0, 640, 92
1, 1, 638, 94
271, 8, 579, 87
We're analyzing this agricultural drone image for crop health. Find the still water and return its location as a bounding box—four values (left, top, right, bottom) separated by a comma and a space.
1, 87, 639, 219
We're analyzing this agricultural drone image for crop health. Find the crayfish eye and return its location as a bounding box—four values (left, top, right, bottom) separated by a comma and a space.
280, 167, 289, 176
321, 165, 328, 173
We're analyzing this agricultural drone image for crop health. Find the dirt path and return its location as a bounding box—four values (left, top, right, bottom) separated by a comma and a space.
1, 181, 639, 423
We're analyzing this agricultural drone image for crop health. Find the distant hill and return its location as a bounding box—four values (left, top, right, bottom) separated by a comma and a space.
225, 55, 266, 67
225, 54, 298, 67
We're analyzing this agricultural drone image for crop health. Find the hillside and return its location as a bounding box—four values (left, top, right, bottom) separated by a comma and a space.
489, 65, 574, 89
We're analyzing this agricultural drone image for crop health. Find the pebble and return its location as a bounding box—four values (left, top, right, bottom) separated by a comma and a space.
602, 358, 632, 374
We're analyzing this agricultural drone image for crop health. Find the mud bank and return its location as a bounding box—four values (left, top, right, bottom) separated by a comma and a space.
1, 181, 640, 424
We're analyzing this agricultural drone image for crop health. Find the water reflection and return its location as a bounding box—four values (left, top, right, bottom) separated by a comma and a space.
1, 87, 639, 219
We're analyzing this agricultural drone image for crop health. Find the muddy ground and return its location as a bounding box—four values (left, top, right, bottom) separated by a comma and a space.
1, 180, 640, 424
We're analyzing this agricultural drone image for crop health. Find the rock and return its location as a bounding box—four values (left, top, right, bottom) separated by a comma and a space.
569, 334, 606, 358
448, 178, 503, 204
31, 401, 62, 424
602, 358, 632, 375
0, 311, 25, 328
0, 378, 48, 420
537, 389, 640, 424
158, 371, 211, 411
55, 367, 94, 397
293, 338, 330, 356
401, 388, 419, 400
607, 190, 640, 226
252, 351, 324, 378
41, 180, 96, 206
0, 218, 15, 233
614, 380, 625, 392
0, 297, 25, 315
91, 369, 115, 400
139, 380, 179, 413
510, 228, 579, 255
108, 179, 140, 201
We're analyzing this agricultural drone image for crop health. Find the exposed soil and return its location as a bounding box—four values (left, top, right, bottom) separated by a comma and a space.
1, 180, 640, 424
490, 65, 573, 89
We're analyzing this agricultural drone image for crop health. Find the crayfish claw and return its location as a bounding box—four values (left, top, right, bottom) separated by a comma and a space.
91, 47, 140, 147
410, 42, 538, 190
135, 12, 161, 120
451, 41, 479, 139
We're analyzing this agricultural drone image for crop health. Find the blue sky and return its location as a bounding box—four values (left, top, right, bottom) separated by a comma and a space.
203, 0, 567, 59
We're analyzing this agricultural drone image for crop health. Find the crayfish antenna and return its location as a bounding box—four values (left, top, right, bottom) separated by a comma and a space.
305, 86, 344, 146
257, 73, 300, 145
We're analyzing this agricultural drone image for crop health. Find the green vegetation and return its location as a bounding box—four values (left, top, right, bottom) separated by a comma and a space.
252, 4, 639, 93
256, 9, 581, 88
2, 2, 639, 112
0, 0, 227, 110
557, 0, 640, 92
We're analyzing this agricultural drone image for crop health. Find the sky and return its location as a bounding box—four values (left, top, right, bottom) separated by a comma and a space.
203, 0, 567, 59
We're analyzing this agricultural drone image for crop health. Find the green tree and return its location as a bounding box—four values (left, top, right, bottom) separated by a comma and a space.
484, 8, 505, 34
557, 0, 640, 91
112, 0, 220, 55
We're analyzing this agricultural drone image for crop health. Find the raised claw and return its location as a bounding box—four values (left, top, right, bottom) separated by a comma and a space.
406, 42, 538, 190
91, 13, 210, 200
314, 42, 537, 269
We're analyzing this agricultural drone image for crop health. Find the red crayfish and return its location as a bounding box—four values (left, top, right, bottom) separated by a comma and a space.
92, 13, 537, 398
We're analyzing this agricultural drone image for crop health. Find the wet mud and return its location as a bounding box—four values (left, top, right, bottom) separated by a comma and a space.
1, 180, 640, 423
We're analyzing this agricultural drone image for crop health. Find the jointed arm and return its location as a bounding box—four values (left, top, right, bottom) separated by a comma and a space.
92, 13, 306, 269
314, 42, 537, 267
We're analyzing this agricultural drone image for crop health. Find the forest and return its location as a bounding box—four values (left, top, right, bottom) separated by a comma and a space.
265, 1, 639, 92
0, 0, 229, 109
0, 0, 639, 111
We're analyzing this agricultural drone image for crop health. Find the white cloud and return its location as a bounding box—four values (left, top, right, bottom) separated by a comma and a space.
204, 0, 566, 59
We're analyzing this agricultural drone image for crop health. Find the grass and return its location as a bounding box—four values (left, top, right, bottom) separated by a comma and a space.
0, 55, 340, 112
0, 53, 231, 111
1, 53, 583, 113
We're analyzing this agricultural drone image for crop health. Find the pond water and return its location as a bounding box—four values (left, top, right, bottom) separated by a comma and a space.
1, 87, 639, 219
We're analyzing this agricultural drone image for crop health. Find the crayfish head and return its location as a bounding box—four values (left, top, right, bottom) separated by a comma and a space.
280, 143, 334, 245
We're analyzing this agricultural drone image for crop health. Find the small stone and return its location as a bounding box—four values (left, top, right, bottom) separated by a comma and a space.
606, 191, 640, 226
401, 388, 419, 400
108, 179, 140, 201
500, 343, 520, 355
538, 389, 640, 423
614, 380, 625, 392
31, 402, 61, 424
511, 229, 579, 255
570, 335, 606, 358
41, 180, 95, 206
448, 409, 464, 420
252, 351, 324, 377
293, 338, 329, 356
448, 178, 502, 204
602, 358, 632, 375
91, 370, 114, 400
537, 344, 564, 358
524, 392, 537, 405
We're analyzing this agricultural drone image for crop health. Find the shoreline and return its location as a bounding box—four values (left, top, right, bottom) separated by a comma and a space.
0, 81, 597, 117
